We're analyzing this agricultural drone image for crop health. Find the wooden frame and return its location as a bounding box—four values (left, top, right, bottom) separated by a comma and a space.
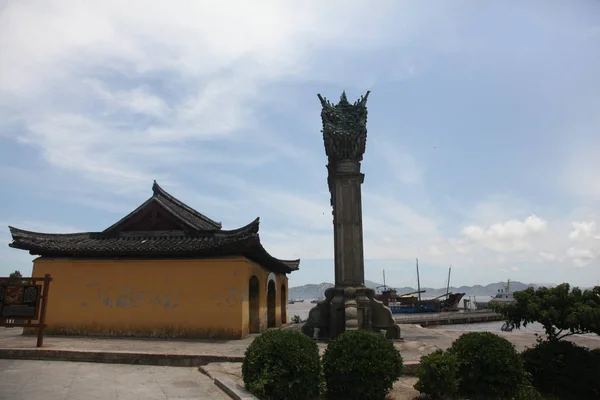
0, 274, 52, 347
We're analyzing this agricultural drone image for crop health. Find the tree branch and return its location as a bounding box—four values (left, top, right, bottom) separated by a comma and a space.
556, 330, 586, 341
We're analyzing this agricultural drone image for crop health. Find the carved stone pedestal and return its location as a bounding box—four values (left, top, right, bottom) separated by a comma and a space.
302, 285, 401, 340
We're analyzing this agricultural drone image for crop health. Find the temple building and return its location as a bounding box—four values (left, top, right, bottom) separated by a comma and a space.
8, 181, 299, 339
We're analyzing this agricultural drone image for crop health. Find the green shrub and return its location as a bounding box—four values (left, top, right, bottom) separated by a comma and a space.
448, 332, 528, 399
242, 329, 322, 400
322, 330, 402, 400
291, 315, 303, 324
521, 340, 600, 400
511, 382, 544, 400
414, 350, 460, 399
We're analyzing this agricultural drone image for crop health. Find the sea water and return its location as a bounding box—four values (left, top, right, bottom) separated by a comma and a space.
287, 300, 547, 334
287, 298, 493, 323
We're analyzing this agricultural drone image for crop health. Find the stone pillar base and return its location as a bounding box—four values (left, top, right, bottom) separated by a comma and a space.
301, 285, 401, 340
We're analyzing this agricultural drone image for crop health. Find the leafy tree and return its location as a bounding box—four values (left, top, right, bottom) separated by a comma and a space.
521, 340, 599, 399
494, 283, 600, 341
7, 270, 28, 285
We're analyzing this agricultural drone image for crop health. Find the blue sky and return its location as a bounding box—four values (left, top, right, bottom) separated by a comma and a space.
1, 1, 600, 289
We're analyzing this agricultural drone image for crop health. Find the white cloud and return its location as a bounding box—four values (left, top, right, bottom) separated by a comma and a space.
363, 194, 438, 237
429, 245, 443, 256
566, 247, 595, 268
569, 221, 596, 240
84, 80, 170, 118
539, 251, 558, 261
561, 133, 600, 202
1, 0, 429, 193
377, 142, 423, 185
460, 214, 547, 253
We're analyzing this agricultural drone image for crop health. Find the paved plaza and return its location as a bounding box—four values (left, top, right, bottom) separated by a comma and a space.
0, 359, 228, 400
1, 325, 599, 400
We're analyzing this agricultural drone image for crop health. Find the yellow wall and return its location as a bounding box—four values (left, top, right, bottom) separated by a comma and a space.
29, 256, 288, 339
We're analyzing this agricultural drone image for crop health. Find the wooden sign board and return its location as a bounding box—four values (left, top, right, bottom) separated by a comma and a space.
0, 284, 42, 319
0, 275, 52, 348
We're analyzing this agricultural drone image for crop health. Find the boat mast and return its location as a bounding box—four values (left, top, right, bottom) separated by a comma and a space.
446, 266, 451, 298
416, 258, 421, 302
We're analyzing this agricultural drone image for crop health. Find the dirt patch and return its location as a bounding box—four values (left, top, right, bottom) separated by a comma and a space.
387, 376, 420, 400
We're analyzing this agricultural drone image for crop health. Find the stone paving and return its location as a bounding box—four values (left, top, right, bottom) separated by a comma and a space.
0, 327, 253, 357
0, 359, 228, 400
2, 324, 599, 363
2, 325, 599, 400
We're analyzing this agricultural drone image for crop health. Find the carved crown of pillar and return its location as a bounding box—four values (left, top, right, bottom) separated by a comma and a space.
318, 91, 370, 164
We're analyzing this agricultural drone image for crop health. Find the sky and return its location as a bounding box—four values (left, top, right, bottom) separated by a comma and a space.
1, 1, 600, 289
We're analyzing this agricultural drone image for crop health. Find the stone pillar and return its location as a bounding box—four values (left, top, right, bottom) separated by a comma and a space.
329, 161, 365, 287
302, 91, 401, 340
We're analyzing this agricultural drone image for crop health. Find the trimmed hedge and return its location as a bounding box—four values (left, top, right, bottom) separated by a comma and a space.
322, 330, 402, 400
521, 340, 600, 400
512, 383, 544, 400
414, 349, 460, 399
448, 332, 528, 399
242, 329, 322, 400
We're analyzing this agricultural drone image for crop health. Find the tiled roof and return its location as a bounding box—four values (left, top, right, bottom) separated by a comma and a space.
103, 181, 222, 232
8, 222, 299, 274
7, 182, 300, 274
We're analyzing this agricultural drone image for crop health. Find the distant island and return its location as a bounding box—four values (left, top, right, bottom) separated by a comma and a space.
288, 280, 554, 300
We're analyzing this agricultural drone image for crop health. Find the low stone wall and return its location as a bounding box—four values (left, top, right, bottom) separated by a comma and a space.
0, 348, 243, 367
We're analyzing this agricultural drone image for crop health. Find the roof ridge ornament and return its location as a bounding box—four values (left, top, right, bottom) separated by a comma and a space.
150, 181, 222, 230
317, 90, 370, 109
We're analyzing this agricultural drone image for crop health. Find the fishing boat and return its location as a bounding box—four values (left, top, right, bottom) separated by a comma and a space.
475, 279, 514, 310
375, 260, 465, 313
288, 299, 295, 305
389, 303, 437, 313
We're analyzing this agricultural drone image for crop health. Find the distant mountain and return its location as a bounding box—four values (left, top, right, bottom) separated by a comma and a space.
288, 282, 334, 300
288, 280, 552, 300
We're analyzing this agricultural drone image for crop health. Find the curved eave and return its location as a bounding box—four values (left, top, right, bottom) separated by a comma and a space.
216, 217, 259, 236
9, 226, 90, 239
240, 235, 300, 274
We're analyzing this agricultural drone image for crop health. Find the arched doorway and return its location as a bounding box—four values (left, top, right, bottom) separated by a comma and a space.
249, 276, 260, 333
280, 284, 287, 324
267, 279, 276, 328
